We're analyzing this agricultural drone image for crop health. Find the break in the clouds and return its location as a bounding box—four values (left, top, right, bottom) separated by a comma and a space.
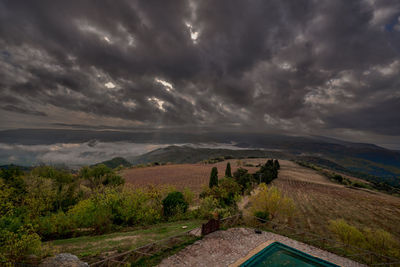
0, 0, 400, 144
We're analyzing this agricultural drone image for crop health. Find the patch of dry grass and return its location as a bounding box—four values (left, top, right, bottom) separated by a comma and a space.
273, 160, 400, 241
121, 159, 265, 194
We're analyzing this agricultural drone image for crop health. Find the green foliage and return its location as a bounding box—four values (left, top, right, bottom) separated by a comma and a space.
254, 211, 269, 222
0, 224, 41, 263
201, 178, 241, 208
329, 219, 364, 246
182, 187, 194, 205
38, 211, 75, 239
162, 192, 188, 218
273, 159, 280, 170
79, 164, 124, 190
225, 162, 232, 178
209, 167, 218, 188
93, 157, 132, 169
68, 187, 164, 233
254, 159, 279, 184
197, 195, 237, 220
0, 166, 26, 199
329, 219, 400, 257
250, 184, 296, 221
233, 167, 255, 194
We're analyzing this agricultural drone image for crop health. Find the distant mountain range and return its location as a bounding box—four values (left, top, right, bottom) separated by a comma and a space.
1, 128, 399, 187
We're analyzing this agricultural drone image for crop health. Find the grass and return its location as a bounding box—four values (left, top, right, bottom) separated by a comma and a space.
130, 235, 200, 267
49, 220, 204, 260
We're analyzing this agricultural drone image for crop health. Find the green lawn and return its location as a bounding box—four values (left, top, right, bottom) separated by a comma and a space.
49, 220, 204, 259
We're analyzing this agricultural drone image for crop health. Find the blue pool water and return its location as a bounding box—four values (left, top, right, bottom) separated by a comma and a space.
240, 242, 339, 267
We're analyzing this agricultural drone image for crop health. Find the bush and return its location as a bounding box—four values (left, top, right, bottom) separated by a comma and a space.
233, 168, 254, 194
183, 187, 194, 205
254, 159, 279, 184
364, 228, 399, 256
250, 184, 295, 221
201, 178, 241, 208
38, 211, 75, 239
162, 192, 188, 218
68, 187, 164, 233
197, 196, 237, 220
329, 219, 365, 246
79, 164, 124, 190
0, 224, 42, 263
254, 211, 269, 223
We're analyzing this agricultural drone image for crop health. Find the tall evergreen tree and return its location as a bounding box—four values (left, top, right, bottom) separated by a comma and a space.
209, 167, 218, 188
225, 162, 232, 178
273, 159, 280, 170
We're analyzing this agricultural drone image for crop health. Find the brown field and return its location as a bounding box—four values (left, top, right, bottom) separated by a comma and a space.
122, 158, 400, 240
273, 160, 400, 240
121, 158, 265, 194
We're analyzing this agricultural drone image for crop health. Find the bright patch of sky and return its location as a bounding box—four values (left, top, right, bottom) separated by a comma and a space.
148, 97, 166, 111
185, 23, 199, 43
103, 36, 111, 43
104, 82, 116, 89
155, 78, 173, 91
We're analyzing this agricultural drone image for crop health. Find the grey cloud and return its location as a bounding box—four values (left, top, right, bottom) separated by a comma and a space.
1, 105, 47, 116
0, 0, 399, 144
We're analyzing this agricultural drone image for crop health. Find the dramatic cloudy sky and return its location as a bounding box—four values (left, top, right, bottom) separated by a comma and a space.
1, 0, 400, 148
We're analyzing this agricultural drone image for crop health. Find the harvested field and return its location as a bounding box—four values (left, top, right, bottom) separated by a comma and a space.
122, 158, 400, 240
122, 159, 266, 194
272, 160, 400, 241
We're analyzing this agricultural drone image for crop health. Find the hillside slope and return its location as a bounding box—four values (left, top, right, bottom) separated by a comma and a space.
273, 160, 400, 240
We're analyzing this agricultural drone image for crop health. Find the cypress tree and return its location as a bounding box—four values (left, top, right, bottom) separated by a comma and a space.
209, 167, 218, 188
225, 162, 232, 178
273, 159, 280, 170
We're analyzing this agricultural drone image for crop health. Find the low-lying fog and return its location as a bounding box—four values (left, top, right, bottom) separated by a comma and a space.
0, 141, 246, 168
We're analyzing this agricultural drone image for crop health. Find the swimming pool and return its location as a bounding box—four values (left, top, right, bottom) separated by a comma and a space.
240, 242, 339, 267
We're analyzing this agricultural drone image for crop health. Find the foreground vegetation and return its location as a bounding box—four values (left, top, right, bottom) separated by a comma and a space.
0, 159, 280, 264
2, 158, 399, 265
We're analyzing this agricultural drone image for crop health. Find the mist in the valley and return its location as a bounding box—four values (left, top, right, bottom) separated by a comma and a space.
0, 141, 246, 168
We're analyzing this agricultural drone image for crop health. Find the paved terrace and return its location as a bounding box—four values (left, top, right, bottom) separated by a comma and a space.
158, 228, 365, 267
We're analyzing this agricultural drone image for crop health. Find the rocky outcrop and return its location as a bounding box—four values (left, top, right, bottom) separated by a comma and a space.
40, 253, 88, 267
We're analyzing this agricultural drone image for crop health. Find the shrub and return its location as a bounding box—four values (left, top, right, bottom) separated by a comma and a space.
197, 196, 237, 220
254, 159, 279, 184
333, 174, 343, 183
254, 211, 269, 223
209, 167, 218, 188
183, 187, 194, 205
233, 168, 254, 194
201, 178, 241, 208
162, 191, 188, 218
37, 211, 75, 239
198, 196, 219, 219
250, 184, 295, 221
68, 196, 113, 234
329, 219, 365, 246
363, 228, 399, 255
79, 164, 124, 190
68, 187, 164, 233
0, 224, 41, 263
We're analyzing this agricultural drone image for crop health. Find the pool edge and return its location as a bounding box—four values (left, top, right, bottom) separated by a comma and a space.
229, 240, 276, 267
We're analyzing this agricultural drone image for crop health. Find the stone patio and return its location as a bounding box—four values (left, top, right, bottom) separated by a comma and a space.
158, 228, 365, 267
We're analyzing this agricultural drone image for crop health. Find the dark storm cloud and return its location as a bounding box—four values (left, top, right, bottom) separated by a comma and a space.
1, 105, 47, 117
0, 0, 399, 140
